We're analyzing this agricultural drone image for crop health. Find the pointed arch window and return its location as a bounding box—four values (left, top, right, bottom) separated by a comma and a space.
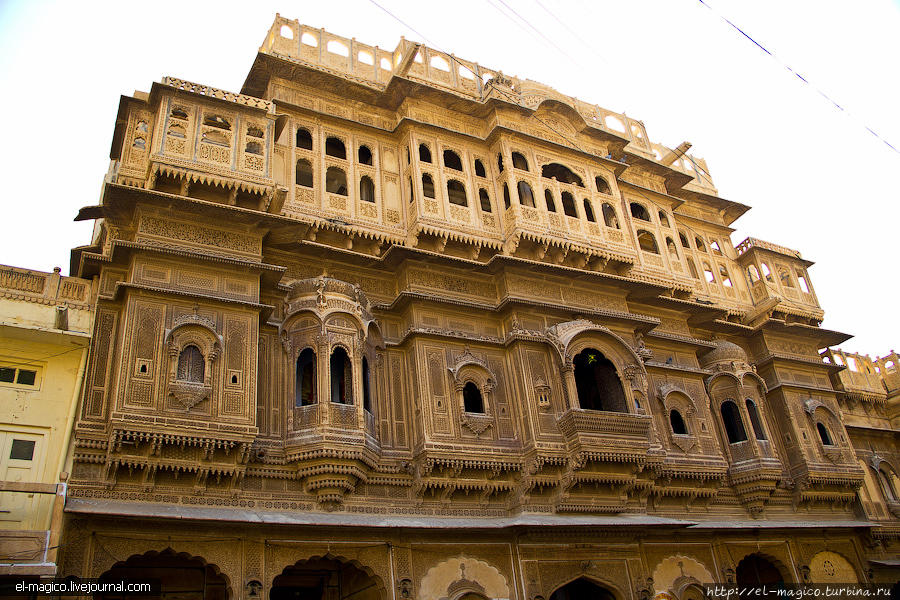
177, 345, 204, 383
602, 203, 619, 228
503, 183, 511, 209
422, 173, 435, 198
595, 175, 611, 194
670, 409, 688, 435
296, 128, 313, 150
443, 149, 463, 171
325, 136, 346, 159
295, 348, 317, 407
358, 145, 373, 165
511, 151, 529, 171
541, 163, 584, 187
630, 203, 651, 221
561, 191, 577, 217
583, 199, 596, 222
362, 356, 372, 413
419, 144, 432, 163
463, 382, 484, 413
545, 189, 556, 212
720, 400, 747, 443
637, 230, 659, 254
745, 399, 767, 440
447, 180, 467, 206
479, 188, 492, 212
325, 167, 348, 195
474, 159, 486, 177
517, 181, 535, 207
359, 176, 375, 203
816, 422, 833, 446
295, 159, 313, 188
330, 347, 352, 404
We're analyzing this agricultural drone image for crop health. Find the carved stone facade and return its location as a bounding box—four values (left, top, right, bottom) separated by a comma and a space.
58, 15, 897, 599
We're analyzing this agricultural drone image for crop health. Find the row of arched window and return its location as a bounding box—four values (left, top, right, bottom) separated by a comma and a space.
295, 161, 376, 202
293, 347, 372, 412
297, 129, 375, 166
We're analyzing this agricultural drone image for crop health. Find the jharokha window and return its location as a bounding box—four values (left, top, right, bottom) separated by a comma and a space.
177, 345, 204, 383
295, 348, 317, 407
573, 348, 627, 412
330, 347, 352, 404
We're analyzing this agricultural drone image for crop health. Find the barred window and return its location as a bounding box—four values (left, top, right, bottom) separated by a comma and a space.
177, 345, 204, 383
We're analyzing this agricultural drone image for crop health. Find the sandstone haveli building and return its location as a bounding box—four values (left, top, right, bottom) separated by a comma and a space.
8, 13, 895, 599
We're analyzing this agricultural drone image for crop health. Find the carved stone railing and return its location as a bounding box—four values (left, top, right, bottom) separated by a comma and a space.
557, 409, 652, 438
330, 402, 357, 428
736, 237, 802, 259
161, 77, 273, 112
0, 265, 92, 307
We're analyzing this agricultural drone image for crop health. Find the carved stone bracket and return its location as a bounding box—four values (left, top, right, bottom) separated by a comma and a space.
168, 381, 211, 410
460, 412, 494, 436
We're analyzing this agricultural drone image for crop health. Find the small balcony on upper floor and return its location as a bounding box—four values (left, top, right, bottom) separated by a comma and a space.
108, 77, 286, 215
735, 237, 823, 324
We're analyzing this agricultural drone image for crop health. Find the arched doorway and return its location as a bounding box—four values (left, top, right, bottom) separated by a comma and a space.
549, 578, 616, 600
271, 557, 383, 600
96, 548, 230, 600
573, 348, 627, 412
736, 554, 784, 586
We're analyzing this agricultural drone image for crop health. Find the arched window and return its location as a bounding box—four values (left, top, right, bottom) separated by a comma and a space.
761, 262, 774, 282
419, 143, 432, 163
443, 149, 463, 171
422, 173, 435, 198
358, 145, 373, 165
637, 230, 659, 254
703, 262, 716, 283
517, 181, 535, 207
561, 191, 577, 217
573, 348, 627, 412
474, 159, 486, 177
595, 175, 611, 194
296, 128, 313, 150
748, 265, 760, 282
545, 190, 557, 212
359, 176, 375, 203
325, 136, 346, 159
695, 236, 707, 252
295, 348, 317, 407
511, 151, 529, 171
710, 240, 723, 255
503, 183, 511, 209
630, 203, 651, 221
295, 159, 313, 187
447, 180, 467, 206
877, 469, 897, 501
658, 211, 670, 227
745, 399, 767, 440
720, 265, 733, 287
479, 188, 491, 212
663, 237, 676, 257
463, 381, 484, 413
362, 357, 372, 413
679, 231, 690, 248
325, 167, 348, 195
720, 400, 747, 443
583, 199, 596, 222
687, 258, 699, 279
330, 347, 352, 404
602, 203, 619, 228
541, 163, 584, 187
497, 153, 504, 173
670, 409, 688, 435
176, 345, 204, 383
816, 422, 833, 446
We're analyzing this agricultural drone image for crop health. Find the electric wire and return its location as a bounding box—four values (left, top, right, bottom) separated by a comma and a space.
696, 0, 900, 155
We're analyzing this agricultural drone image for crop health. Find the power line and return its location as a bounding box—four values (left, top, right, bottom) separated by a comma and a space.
696, 0, 900, 155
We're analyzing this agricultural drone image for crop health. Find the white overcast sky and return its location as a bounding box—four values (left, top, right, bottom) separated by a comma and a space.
0, 0, 897, 357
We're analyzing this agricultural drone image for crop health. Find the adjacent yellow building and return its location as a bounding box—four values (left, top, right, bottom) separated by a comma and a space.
0, 265, 93, 577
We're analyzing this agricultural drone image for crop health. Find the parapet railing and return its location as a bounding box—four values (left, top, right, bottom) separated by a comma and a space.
0, 265, 91, 306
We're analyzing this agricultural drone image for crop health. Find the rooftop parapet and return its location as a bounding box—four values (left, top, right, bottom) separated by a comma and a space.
875, 351, 900, 396
257, 14, 715, 190
0, 265, 94, 334
822, 349, 888, 402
